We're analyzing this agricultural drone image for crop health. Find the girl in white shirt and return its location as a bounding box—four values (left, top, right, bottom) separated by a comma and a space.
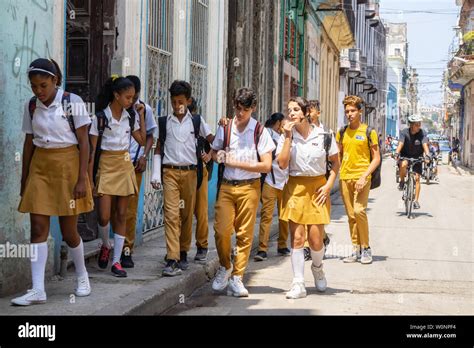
13, 58, 94, 306
89, 76, 146, 278
277, 97, 340, 299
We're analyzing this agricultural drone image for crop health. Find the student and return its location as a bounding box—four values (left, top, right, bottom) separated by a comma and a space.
336, 95, 380, 265
150, 81, 213, 277
110, 75, 157, 268
254, 113, 290, 262
277, 97, 340, 299
210, 87, 275, 297
304, 100, 331, 260
89, 76, 146, 278
189, 97, 214, 262
13, 58, 94, 306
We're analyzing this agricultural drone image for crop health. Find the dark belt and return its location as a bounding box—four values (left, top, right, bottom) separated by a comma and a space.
163, 164, 197, 171
222, 178, 259, 186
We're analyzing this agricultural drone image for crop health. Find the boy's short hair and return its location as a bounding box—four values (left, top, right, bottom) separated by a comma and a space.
233, 88, 257, 108
308, 99, 321, 112
126, 75, 141, 94
343, 95, 364, 110
169, 80, 192, 99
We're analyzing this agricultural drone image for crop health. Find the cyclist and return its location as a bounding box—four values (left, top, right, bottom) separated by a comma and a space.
428, 141, 439, 181
394, 114, 431, 210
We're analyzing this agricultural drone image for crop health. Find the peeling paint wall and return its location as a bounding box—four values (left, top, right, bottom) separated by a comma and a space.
0, 0, 62, 296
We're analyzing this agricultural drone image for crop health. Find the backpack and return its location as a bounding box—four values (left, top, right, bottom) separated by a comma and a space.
216, 118, 265, 199
338, 125, 382, 189
260, 128, 277, 189
199, 133, 214, 181
322, 126, 333, 180
158, 114, 204, 189
128, 100, 146, 166
92, 109, 136, 185
28, 92, 75, 136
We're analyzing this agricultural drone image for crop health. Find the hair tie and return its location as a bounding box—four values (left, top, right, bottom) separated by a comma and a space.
111, 74, 119, 82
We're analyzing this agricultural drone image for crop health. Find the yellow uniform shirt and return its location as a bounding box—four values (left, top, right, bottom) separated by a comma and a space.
336, 124, 378, 180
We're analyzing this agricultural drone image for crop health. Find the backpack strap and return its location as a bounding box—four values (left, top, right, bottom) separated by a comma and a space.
217, 119, 233, 199
92, 111, 109, 184
366, 126, 374, 162
158, 116, 167, 159
192, 114, 204, 190
323, 126, 332, 179
254, 121, 264, 162
338, 125, 348, 159
61, 92, 75, 135
268, 129, 278, 185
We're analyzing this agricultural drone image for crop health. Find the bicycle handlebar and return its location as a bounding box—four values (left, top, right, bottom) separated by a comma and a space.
399, 157, 425, 163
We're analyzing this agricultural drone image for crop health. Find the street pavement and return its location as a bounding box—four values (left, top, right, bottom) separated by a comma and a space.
165, 158, 473, 315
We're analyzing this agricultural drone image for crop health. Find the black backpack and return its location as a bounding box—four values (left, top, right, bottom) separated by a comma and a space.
128, 100, 146, 166
157, 114, 204, 189
338, 125, 382, 189
322, 126, 334, 180
28, 92, 75, 136
92, 108, 136, 185
216, 118, 265, 199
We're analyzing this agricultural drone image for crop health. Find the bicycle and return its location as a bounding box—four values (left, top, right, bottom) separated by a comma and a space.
399, 157, 424, 219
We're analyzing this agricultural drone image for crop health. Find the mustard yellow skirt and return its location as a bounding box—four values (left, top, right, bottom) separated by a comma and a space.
280, 175, 331, 225
95, 150, 138, 196
18, 146, 94, 216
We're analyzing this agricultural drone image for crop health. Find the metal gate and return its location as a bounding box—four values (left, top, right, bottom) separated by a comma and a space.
189, 0, 209, 115
143, 0, 174, 232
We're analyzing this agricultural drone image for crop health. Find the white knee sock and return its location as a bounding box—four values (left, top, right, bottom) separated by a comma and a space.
291, 248, 305, 282
112, 234, 125, 264
68, 239, 88, 277
31, 242, 48, 292
98, 223, 111, 248
310, 247, 325, 268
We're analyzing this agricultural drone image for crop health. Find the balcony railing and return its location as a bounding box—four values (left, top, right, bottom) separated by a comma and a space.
348, 48, 361, 78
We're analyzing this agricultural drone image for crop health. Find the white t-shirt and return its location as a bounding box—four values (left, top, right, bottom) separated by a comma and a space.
128, 100, 157, 160
276, 124, 338, 177
158, 111, 212, 166
22, 88, 91, 149
89, 105, 140, 151
265, 128, 289, 190
211, 117, 276, 180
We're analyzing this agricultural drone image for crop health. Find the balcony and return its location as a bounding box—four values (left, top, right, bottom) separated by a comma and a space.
315, 0, 355, 49
340, 48, 350, 70
355, 55, 367, 84
365, 0, 377, 19
364, 66, 377, 93
348, 48, 361, 78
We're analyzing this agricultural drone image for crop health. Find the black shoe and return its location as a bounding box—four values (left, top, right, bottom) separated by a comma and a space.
111, 262, 127, 278
178, 251, 189, 270
120, 250, 135, 268
254, 251, 267, 261
323, 235, 330, 247
398, 181, 405, 191
277, 248, 291, 256
162, 260, 182, 277
304, 247, 312, 261
194, 248, 208, 262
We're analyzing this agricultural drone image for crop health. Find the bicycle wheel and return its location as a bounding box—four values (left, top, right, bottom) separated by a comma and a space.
406, 175, 414, 218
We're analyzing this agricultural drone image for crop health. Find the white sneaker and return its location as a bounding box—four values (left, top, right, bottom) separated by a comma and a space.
11, 289, 47, 306
75, 274, 91, 297
343, 246, 361, 263
212, 265, 233, 292
227, 275, 249, 297
360, 248, 373, 264
286, 281, 307, 299
311, 264, 327, 292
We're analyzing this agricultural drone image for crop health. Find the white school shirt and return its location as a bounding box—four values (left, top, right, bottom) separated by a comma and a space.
265, 128, 289, 190
211, 117, 276, 181
22, 88, 91, 149
159, 111, 212, 166
276, 124, 338, 177
128, 100, 157, 160
89, 105, 140, 151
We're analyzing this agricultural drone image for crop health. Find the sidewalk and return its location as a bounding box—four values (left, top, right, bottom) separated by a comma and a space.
1, 184, 342, 316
